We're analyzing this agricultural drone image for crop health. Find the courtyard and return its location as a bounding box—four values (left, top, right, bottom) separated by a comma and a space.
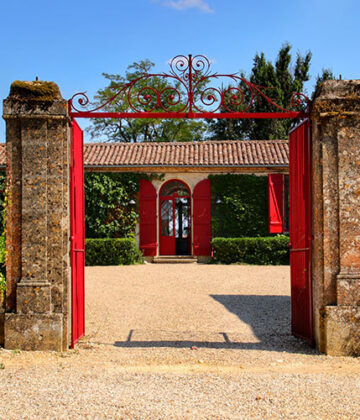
1, 264, 359, 418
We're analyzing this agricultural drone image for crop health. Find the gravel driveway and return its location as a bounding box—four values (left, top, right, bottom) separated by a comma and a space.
1, 264, 359, 419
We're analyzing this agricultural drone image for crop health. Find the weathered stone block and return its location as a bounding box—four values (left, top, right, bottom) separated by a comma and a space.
4, 313, 63, 351
324, 306, 360, 356
337, 273, 360, 306
16, 284, 51, 313
312, 80, 360, 355
21, 243, 48, 281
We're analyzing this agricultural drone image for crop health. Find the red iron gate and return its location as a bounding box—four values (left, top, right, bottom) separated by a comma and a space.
289, 119, 313, 344
70, 119, 85, 348
68, 53, 313, 348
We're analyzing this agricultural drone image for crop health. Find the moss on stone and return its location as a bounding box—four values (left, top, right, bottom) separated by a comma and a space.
9, 81, 61, 101
312, 80, 360, 117
312, 98, 360, 116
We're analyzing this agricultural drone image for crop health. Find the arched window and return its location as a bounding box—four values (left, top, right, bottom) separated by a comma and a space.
160, 180, 190, 198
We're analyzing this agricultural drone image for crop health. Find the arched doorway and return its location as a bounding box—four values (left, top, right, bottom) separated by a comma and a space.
159, 180, 191, 256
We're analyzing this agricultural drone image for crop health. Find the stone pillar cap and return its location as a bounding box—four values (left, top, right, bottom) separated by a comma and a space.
312, 79, 360, 118
8, 81, 62, 101
3, 81, 68, 118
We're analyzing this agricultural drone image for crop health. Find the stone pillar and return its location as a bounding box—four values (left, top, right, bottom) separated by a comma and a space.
312, 80, 360, 356
2, 81, 70, 351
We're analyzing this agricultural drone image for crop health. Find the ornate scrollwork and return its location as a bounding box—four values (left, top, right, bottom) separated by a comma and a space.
70, 92, 90, 113
69, 54, 310, 117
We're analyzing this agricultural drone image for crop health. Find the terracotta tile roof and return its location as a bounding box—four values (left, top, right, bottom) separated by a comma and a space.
0, 140, 289, 168
84, 140, 289, 167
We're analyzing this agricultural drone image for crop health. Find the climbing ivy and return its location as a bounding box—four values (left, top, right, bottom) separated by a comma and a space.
85, 172, 163, 239
0, 236, 5, 301
209, 174, 268, 238
0, 172, 5, 233
0, 172, 6, 301
85, 172, 141, 238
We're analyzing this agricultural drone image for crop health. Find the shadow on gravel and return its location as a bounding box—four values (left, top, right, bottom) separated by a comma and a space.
112, 295, 317, 355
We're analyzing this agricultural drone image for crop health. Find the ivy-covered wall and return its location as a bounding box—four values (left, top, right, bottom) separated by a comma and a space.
85, 172, 141, 238
0, 172, 5, 232
209, 174, 268, 238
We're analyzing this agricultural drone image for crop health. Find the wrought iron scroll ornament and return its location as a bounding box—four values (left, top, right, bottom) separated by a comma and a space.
69, 54, 310, 118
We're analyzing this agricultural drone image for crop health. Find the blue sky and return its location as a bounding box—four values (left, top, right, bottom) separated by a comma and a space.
1, 0, 359, 140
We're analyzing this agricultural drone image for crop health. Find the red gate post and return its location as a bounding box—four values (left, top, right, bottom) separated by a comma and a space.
3, 81, 71, 351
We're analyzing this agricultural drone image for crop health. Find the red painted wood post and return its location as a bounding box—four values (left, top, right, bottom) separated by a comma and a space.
70, 119, 85, 348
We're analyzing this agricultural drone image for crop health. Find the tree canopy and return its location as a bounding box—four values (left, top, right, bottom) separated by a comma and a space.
88, 59, 206, 143
207, 44, 313, 140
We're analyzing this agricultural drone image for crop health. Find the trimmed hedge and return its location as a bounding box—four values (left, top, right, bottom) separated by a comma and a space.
211, 235, 289, 265
85, 238, 143, 266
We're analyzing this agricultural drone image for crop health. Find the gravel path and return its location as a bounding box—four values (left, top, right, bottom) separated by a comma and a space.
1, 264, 359, 419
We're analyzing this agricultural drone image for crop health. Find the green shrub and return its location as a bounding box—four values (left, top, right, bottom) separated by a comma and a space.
85, 238, 144, 266
211, 235, 289, 265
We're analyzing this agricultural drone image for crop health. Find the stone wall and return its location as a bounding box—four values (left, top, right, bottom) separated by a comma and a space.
311, 80, 360, 356
2, 81, 70, 351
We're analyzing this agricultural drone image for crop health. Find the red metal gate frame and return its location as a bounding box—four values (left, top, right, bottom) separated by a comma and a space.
69, 53, 313, 347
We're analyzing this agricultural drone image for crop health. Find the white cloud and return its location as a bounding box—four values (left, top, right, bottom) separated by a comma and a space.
156, 0, 214, 13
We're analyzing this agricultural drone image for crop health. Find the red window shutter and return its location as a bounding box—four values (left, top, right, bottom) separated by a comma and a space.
139, 179, 157, 256
268, 174, 284, 234
193, 179, 211, 256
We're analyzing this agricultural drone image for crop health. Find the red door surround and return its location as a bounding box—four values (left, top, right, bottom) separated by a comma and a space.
159, 179, 191, 256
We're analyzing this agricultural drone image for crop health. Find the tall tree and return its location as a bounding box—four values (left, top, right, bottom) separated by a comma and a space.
88, 59, 206, 143
207, 44, 312, 140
